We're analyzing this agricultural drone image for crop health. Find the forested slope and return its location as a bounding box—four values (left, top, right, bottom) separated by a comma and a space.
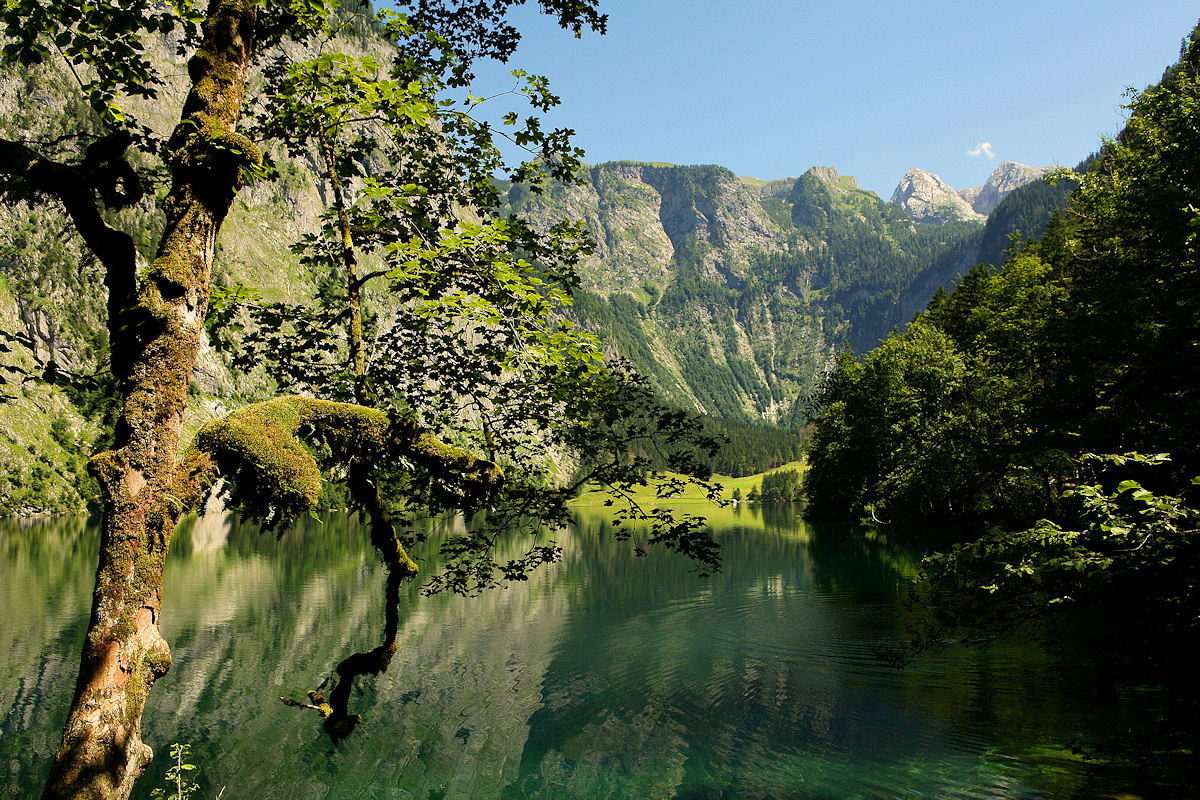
0, 21, 1062, 514
804, 22, 1200, 699
513, 161, 1061, 426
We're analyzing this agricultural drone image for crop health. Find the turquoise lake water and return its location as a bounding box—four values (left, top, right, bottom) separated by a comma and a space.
0, 505, 1155, 798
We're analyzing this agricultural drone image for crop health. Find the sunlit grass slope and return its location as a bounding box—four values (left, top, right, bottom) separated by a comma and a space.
571, 460, 806, 506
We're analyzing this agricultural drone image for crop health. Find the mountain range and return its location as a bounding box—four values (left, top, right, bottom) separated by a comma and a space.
890, 161, 1053, 224
0, 46, 1073, 513
507, 159, 1067, 424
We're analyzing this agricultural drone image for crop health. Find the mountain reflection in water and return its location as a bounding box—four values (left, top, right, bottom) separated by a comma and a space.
0, 505, 1148, 799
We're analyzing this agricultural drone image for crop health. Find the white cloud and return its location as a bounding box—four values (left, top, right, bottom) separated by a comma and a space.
967, 141, 996, 159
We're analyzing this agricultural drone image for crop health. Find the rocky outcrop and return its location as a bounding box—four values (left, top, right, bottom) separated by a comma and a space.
17, 303, 77, 374
890, 168, 985, 224
959, 160, 1053, 216
891, 162, 1053, 224
805, 166, 860, 194
508, 165, 676, 291
510, 162, 785, 291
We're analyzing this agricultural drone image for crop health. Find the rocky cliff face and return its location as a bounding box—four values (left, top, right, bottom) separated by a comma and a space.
891, 161, 1053, 224
510, 162, 785, 292
510, 163, 812, 421
891, 169, 986, 224
509, 162, 999, 424
959, 160, 1053, 216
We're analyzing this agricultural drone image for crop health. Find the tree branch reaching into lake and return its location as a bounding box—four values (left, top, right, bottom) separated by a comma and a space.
0, 1, 729, 797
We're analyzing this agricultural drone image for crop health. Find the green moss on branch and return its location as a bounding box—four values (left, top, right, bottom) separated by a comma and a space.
192, 395, 502, 528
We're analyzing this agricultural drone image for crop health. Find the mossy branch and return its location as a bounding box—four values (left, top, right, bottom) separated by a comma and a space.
191, 395, 502, 529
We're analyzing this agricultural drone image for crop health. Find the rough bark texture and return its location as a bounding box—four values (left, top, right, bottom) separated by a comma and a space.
32, 2, 515, 795
41, 2, 259, 798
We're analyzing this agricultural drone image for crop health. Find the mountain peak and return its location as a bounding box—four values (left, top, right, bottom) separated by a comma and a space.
890, 168, 985, 225
959, 161, 1053, 215
891, 161, 1054, 224
804, 166, 861, 194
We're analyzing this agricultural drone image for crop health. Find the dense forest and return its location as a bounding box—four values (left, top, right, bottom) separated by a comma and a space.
804, 25, 1200, 696
695, 416, 804, 477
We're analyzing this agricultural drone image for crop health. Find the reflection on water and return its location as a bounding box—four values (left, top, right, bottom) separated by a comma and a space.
0, 506, 1144, 798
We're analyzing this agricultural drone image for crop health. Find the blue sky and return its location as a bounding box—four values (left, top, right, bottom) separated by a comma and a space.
448, 1, 1198, 196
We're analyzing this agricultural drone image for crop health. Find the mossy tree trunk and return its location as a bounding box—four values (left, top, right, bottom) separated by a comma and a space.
41, 2, 259, 798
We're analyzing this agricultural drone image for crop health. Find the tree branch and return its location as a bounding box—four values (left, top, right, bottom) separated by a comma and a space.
191, 395, 503, 529
0, 137, 139, 376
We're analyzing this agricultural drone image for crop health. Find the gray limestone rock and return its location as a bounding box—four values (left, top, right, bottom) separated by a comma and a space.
890, 168, 985, 224
891, 161, 1053, 224
959, 160, 1053, 216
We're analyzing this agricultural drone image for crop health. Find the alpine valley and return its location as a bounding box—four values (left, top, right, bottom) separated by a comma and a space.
0, 39, 1069, 513
508, 159, 1067, 426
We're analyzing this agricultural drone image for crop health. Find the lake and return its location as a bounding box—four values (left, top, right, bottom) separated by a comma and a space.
0, 504, 1159, 798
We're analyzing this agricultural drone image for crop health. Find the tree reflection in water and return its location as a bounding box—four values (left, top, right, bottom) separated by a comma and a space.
282, 560, 403, 743
280, 493, 414, 744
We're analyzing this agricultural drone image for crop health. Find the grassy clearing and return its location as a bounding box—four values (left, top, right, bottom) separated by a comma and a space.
570, 460, 805, 507
570, 461, 808, 536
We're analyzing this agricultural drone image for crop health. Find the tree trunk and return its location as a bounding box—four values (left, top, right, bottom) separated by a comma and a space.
41, 3, 258, 798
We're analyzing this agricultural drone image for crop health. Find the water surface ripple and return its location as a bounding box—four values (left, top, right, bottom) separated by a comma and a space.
0, 506, 1140, 799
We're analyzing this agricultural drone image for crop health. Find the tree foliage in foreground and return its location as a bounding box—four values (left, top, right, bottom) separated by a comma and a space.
209, 8, 722, 594
913, 453, 1200, 672
0, 2, 726, 798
